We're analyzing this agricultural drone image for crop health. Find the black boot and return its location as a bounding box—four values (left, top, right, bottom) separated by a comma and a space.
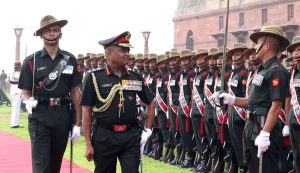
170, 144, 182, 165
160, 147, 170, 162
180, 155, 195, 168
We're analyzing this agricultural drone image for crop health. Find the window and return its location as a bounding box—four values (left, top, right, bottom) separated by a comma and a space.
287, 32, 295, 43
219, 16, 224, 30
288, 4, 294, 21
239, 13, 244, 27
218, 39, 224, 47
238, 37, 246, 43
262, 9, 268, 25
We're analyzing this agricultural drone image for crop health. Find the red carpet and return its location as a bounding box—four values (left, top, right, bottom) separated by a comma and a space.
0, 131, 92, 173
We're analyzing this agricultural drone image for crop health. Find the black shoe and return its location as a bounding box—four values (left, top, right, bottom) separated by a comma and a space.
11, 125, 24, 128
181, 158, 194, 168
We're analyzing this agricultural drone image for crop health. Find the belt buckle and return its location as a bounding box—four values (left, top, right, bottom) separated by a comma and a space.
114, 125, 127, 132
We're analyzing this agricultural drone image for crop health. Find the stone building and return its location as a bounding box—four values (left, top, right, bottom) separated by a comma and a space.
173, 0, 300, 51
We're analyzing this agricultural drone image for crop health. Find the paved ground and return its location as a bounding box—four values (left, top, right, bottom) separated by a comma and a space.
0, 131, 92, 173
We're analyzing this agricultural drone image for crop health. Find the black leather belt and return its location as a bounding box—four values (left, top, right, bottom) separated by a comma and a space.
36, 97, 70, 106
97, 121, 136, 132
247, 105, 269, 116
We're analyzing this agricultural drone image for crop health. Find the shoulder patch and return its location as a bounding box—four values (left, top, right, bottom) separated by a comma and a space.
242, 79, 247, 85
202, 71, 208, 77
272, 78, 280, 87
224, 72, 230, 78
240, 70, 247, 76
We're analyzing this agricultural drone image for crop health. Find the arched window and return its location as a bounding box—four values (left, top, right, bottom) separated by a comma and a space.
186, 30, 194, 51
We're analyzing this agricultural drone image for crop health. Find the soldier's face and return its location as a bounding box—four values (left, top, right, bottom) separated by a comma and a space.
109, 46, 130, 66
293, 45, 300, 61
41, 25, 62, 45
249, 51, 261, 66
196, 55, 206, 66
180, 57, 191, 66
232, 51, 244, 66
209, 58, 217, 68
169, 59, 177, 66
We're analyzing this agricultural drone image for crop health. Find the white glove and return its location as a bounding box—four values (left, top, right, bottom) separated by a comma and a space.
23, 97, 38, 114
254, 131, 270, 158
282, 125, 290, 137
71, 125, 81, 144
219, 93, 235, 106
140, 128, 152, 154
209, 91, 220, 105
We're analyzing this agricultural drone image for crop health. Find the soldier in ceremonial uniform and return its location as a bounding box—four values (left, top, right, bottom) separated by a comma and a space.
155, 54, 171, 162
219, 25, 290, 173
10, 62, 23, 128
127, 54, 138, 73
200, 48, 219, 172
286, 36, 300, 173
166, 51, 182, 165
81, 31, 155, 173
226, 43, 248, 172
134, 53, 145, 75
211, 47, 232, 173
18, 15, 82, 173
178, 49, 196, 168
190, 49, 210, 171
96, 53, 106, 70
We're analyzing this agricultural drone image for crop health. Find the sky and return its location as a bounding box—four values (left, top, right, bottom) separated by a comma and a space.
0, 0, 177, 74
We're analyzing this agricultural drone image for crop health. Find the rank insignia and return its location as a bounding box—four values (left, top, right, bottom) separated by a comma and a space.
272, 78, 280, 87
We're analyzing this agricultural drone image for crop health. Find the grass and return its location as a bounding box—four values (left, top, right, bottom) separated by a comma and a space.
0, 92, 191, 173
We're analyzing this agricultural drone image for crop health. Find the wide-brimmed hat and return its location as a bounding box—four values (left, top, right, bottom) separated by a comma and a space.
90, 53, 98, 65
77, 54, 84, 60
212, 47, 229, 59
34, 15, 68, 36
228, 43, 248, 57
129, 54, 136, 60
14, 61, 21, 67
287, 36, 300, 53
145, 53, 157, 63
155, 54, 168, 65
167, 51, 180, 62
242, 42, 256, 58
191, 49, 209, 61
206, 48, 219, 59
250, 25, 290, 51
83, 53, 91, 60
178, 49, 195, 61
165, 51, 171, 57
135, 53, 144, 62
96, 53, 105, 58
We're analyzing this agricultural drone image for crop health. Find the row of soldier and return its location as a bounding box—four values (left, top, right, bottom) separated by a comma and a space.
19, 15, 299, 173
74, 26, 299, 173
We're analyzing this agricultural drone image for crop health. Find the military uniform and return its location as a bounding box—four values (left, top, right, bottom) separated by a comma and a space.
10, 62, 22, 128
246, 57, 289, 173
178, 67, 196, 167
228, 65, 248, 168
167, 66, 182, 164
286, 36, 300, 173
18, 48, 82, 173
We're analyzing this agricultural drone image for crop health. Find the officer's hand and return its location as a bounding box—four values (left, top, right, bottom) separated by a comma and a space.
85, 144, 94, 161
140, 128, 152, 154
71, 125, 81, 144
219, 93, 235, 105
209, 91, 220, 105
23, 97, 38, 114
254, 131, 270, 158
282, 125, 290, 137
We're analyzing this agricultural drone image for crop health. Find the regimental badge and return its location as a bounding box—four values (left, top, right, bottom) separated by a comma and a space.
169, 80, 175, 86
272, 78, 280, 87
293, 79, 300, 87
205, 78, 213, 85
49, 71, 58, 80
229, 79, 238, 87
252, 74, 264, 86
76, 65, 81, 73
62, 65, 74, 74
182, 79, 187, 85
